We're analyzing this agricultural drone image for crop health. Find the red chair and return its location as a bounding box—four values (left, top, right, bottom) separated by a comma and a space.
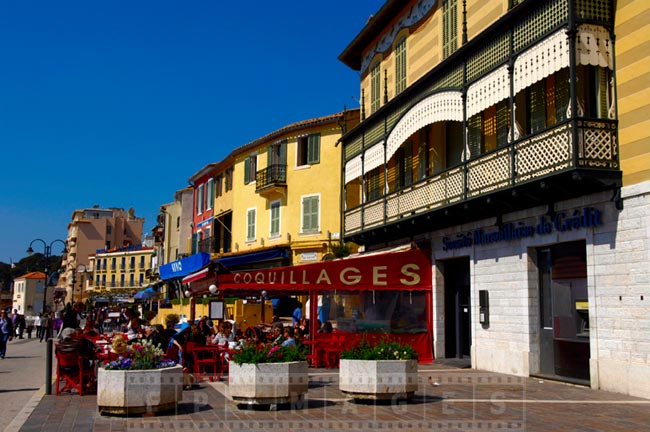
305, 335, 329, 368
323, 333, 346, 368
55, 351, 96, 396
187, 342, 219, 381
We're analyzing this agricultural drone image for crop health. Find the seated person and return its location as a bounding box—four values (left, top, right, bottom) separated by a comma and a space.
272, 325, 285, 346
318, 321, 333, 333
145, 325, 166, 349
125, 310, 143, 343
56, 327, 98, 368
211, 321, 234, 345
281, 327, 296, 348
83, 319, 100, 338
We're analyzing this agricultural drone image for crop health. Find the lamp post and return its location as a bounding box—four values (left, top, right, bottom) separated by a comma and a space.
78, 264, 88, 304
70, 264, 88, 305
27, 238, 66, 397
27, 239, 67, 314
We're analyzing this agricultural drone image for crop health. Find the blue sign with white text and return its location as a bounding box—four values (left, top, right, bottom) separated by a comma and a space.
442, 207, 603, 251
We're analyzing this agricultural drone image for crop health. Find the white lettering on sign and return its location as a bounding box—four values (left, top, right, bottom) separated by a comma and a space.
171, 261, 182, 272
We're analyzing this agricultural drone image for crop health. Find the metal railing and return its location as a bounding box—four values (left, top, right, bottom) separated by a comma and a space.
255, 164, 287, 192
344, 119, 618, 235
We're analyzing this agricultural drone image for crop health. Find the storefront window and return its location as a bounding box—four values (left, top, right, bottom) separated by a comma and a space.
317, 290, 427, 335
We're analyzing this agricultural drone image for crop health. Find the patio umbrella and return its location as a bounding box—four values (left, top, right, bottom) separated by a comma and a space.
133, 287, 157, 301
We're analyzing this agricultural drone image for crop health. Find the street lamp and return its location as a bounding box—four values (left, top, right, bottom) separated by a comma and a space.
27, 239, 67, 314
70, 264, 88, 304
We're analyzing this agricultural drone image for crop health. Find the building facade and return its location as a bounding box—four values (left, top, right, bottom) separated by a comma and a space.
88, 245, 155, 301
63, 207, 144, 304
11, 272, 46, 315
339, 0, 649, 398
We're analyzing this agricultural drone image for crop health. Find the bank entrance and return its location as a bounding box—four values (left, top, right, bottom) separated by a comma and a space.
537, 240, 590, 384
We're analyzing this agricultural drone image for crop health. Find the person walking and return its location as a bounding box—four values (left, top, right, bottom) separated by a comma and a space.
52, 311, 63, 338
17, 314, 26, 339
1, 310, 14, 359
34, 313, 43, 340
40, 312, 51, 342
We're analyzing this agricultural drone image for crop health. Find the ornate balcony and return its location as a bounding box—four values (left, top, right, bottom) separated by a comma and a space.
255, 164, 287, 197
344, 119, 619, 244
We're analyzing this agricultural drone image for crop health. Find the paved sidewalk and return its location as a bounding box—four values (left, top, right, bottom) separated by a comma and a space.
12, 364, 650, 432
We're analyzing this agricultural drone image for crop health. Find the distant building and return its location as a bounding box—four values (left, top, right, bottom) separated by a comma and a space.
12, 272, 46, 315
88, 245, 155, 301
63, 206, 144, 304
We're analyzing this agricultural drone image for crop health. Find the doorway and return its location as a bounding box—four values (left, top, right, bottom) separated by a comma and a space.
444, 258, 471, 359
537, 241, 590, 383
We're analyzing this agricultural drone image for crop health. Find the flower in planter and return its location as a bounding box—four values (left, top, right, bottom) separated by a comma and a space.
103, 335, 176, 370
340, 339, 418, 361
231, 343, 306, 365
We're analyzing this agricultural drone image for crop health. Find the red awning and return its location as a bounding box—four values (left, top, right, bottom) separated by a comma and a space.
182, 267, 211, 284
217, 248, 431, 293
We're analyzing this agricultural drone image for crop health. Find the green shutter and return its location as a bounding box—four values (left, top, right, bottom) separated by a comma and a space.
247, 209, 255, 240
467, 114, 482, 159
244, 158, 250, 184
302, 196, 319, 231
443, 0, 458, 59
280, 140, 287, 164
307, 134, 320, 164
529, 80, 546, 133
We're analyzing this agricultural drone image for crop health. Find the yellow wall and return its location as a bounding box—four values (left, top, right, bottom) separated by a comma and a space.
151, 300, 273, 331
162, 200, 181, 264
360, 0, 506, 116
615, 0, 650, 186
230, 113, 358, 263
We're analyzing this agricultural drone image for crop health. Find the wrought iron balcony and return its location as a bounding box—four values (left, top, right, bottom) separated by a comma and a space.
344, 118, 619, 243
255, 164, 287, 195
197, 236, 217, 254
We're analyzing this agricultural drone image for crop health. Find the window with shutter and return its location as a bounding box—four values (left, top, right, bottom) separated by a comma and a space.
206, 178, 214, 210
371, 62, 381, 113
297, 134, 320, 166
270, 200, 281, 237
301, 195, 319, 233
442, 0, 458, 59
395, 37, 407, 94
246, 209, 256, 241
244, 155, 257, 184
307, 134, 320, 164
365, 167, 383, 201
529, 80, 546, 133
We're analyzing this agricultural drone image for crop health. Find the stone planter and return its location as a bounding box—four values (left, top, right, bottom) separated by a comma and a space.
229, 361, 308, 408
339, 359, 418, 401
97, 365, 183, 415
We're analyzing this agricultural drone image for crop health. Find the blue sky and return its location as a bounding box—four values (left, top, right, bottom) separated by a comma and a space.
0, 0, 385, 264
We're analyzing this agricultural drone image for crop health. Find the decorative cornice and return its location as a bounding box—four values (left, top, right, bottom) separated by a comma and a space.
359, 0, 437, 75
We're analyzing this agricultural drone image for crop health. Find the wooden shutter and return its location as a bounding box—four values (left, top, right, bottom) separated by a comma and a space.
244, 158, 250, 184
307, 134, 320, 164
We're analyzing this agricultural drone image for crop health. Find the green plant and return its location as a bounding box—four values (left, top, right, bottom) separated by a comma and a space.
340, 339, 418, 361
231, 343, 307, 365
103, 335, 176, 370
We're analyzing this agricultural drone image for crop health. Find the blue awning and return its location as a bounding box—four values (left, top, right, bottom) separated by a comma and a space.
214, 248, 289, 269
159, 252, 211, 281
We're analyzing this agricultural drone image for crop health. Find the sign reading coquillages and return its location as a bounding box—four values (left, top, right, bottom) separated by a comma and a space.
442, 207, 603, 251
218, 248, 432, 292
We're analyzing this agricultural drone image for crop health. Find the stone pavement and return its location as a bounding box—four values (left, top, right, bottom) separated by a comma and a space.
9, 362, 650, 432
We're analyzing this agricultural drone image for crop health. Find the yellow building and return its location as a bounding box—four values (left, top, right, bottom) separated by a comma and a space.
226, 110, 360, 266
88, 245, 155, 302
338, 0, 650, 398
